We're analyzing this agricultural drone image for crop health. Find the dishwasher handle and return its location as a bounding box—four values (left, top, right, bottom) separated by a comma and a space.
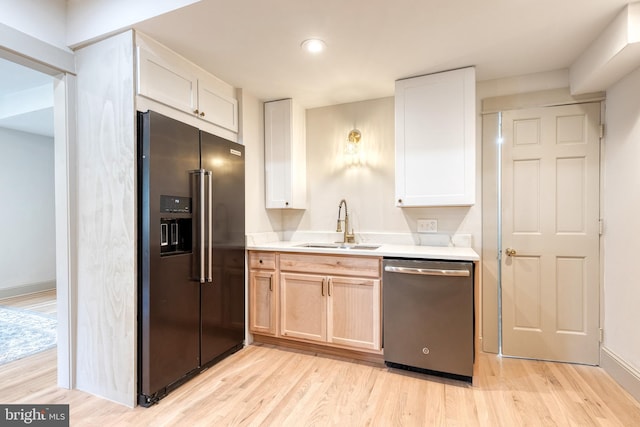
384, 265, 470, 277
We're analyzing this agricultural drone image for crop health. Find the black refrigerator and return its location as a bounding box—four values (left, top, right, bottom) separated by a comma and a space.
137, 110, 245, 407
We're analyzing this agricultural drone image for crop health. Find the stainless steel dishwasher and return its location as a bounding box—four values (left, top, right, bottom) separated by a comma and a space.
383, 258, 474, 382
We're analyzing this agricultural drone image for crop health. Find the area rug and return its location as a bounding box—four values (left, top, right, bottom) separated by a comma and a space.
0, 306, 57, 365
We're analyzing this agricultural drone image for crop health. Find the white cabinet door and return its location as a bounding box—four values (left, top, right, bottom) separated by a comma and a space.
197, 76, 238, 132
395, 67, 475, 206
137, 46, 197, 115
136, 34, 238, 135
264, 98, 307, 209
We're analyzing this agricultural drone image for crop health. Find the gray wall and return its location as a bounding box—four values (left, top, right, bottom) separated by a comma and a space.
0, 127, 55, 296
602, 65, 640, 400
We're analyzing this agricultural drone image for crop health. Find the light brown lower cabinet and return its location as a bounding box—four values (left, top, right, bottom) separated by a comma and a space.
280, 273, 327, 342
280, 272, 381, 351
249, 251, 382, 354
328, 275, 381, 350
249, 251, 382, 353
249, 270, 277, 335
249, 252, 278, 336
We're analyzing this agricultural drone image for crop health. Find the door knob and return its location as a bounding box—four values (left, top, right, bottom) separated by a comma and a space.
505, 248, 517, 257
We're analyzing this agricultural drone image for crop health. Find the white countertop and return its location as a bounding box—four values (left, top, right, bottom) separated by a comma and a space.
247, 240, 479, 262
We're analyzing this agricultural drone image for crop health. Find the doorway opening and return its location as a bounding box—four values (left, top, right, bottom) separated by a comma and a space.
0, 57, 57, 365
0, 51, 73, 388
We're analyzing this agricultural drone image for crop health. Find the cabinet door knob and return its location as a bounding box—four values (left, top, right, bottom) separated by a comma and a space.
505, 248, 517, 257
194, 109, 199, 115
397, 199, 403, 204
200, 111, 205, 117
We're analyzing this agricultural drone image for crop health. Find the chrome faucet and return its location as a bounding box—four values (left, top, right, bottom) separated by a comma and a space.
336, 199, 355, 243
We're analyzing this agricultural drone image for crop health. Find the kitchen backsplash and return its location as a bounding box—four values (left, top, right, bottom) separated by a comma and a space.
246, 231, 473, 248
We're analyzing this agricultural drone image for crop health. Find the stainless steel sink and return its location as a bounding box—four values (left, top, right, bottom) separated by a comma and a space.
295, 243, 380, 250
350, 244, 381, 250
295, 243, 343, 248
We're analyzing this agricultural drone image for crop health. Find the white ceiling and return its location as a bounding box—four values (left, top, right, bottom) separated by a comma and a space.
0, 57, 54, 137
0, 58, 52, 94
0, 0, 632, 136
134, 0, 632, 108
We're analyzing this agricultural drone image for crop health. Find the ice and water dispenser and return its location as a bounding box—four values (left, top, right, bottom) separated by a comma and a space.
160, 195, 192, 255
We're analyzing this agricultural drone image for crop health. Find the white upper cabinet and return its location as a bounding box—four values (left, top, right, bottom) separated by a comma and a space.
197, 73, 238, 132
137, 43, 198, 114
264, 98, 307, 209
395, 67, 476, 206
136, 33, 238, 133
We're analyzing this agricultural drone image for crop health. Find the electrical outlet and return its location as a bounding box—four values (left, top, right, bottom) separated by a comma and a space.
417, 219, 437, 233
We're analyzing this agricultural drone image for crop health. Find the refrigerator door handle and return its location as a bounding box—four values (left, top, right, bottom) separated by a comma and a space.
206, 170, 213, 283
199, 169, 206, 283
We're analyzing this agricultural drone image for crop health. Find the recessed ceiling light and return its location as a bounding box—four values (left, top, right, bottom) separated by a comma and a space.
301, 38, 326, 54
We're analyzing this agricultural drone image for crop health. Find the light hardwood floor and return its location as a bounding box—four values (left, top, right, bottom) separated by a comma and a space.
0, 289, 57, 315
2, 292, 640, 426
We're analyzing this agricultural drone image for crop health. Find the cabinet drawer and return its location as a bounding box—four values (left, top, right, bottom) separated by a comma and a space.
249, 251, 276, 270
279, 253, 380, 278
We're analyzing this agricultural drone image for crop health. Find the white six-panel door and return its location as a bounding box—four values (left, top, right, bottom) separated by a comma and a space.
501, 102, 600, 365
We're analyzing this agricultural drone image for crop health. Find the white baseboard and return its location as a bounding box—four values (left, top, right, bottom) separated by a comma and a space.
601, 346, 640, 403
0, 280, 56, 299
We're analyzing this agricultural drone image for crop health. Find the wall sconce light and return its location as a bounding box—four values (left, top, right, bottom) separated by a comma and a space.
346, 129, 361, 155
344, 128, 365, 166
